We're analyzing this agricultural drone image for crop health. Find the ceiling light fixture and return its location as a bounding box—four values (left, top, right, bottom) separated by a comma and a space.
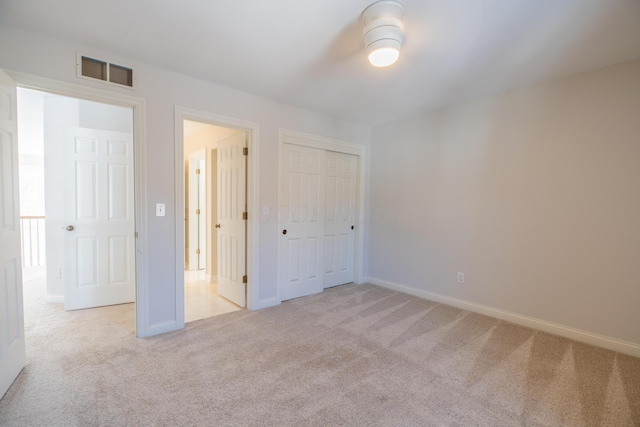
362, 1, 405, 68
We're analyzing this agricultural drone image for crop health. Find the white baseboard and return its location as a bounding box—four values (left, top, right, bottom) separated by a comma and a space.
206, 274, 217, 283
252, 297, 280, 311
355, 276, 370, 285
147, 320, 181, 337
45, 294, 64, 303
367, 277, 640, 358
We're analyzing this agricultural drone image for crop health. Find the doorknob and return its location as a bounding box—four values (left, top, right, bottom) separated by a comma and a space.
351, 225, 354, 230
282, 229, 287, 235
215, 224, 221, 228
66, 225, 75, 231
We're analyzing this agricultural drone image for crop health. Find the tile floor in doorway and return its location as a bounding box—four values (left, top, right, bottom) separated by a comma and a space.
184, 270, 241, 323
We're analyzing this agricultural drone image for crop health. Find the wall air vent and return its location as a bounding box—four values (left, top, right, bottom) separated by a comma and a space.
77, 53, 134, 88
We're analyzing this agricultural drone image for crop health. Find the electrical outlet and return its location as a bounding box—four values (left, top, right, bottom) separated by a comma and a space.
457, 272, 464, 284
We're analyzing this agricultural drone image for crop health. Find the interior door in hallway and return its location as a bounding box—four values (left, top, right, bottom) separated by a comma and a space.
324, 151, 357, 288
0, 68, 26, 399
64, 127, 135, 310
217, 132, 246, 307
278, 143, 326, 301
187, 150, 206, 270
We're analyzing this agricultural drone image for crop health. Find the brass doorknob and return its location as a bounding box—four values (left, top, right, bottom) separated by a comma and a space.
66, 225, 74, 231
215, 224, 221, 228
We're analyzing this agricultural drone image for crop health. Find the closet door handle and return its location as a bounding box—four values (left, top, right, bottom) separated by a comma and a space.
282, 229, 287, 235
215, 224, 221, 228
351, 225, 354, 230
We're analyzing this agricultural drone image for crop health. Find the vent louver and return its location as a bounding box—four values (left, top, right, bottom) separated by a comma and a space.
78, 54, 134, 88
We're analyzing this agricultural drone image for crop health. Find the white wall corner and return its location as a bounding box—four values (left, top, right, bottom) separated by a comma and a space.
368, 277, 640, 358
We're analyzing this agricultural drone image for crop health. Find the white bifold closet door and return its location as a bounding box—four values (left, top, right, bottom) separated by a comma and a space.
279, 143, 357, 301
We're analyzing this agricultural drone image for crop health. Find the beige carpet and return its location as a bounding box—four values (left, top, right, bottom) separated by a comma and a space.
1, 268, 638, 426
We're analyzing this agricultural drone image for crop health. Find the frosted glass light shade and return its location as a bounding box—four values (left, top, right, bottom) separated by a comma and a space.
368, 47, 400, 67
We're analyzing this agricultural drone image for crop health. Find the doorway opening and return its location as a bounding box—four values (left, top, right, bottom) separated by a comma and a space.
183, 120, 246, 322
16, 87, 136, 320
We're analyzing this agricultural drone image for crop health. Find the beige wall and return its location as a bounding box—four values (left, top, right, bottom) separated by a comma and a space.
368, 59, 640, 348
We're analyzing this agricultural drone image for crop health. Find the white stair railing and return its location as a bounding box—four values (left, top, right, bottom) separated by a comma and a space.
20, 216, 46, 267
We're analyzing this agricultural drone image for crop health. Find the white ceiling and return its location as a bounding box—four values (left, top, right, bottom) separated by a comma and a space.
2, 0, 639, 125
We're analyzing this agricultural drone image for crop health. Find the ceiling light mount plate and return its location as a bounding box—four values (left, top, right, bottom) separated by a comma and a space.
363, 0, 405, 67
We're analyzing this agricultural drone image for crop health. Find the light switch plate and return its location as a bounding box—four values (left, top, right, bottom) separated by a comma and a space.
156, 203, 166, 217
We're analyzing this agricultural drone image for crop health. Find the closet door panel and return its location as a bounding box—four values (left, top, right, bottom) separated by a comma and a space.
324, 151, 357, 288
278, 143, 325, 300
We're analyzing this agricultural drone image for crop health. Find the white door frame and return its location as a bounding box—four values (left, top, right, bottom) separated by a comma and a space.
8, 72, 150, 337
174, 107, 260, 326
277, 129, 366, 302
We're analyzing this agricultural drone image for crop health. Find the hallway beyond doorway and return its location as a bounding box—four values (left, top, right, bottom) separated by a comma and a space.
184, 270, 241, 323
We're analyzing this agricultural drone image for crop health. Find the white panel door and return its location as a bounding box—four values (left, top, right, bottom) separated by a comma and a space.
197, 158, 206, 269
64, 127, 135, 310
324, 151, 357, 288
0, 69, 26, 399
187, 150, 206, 270
278, 143, 325, 301
217, 133, 246, 307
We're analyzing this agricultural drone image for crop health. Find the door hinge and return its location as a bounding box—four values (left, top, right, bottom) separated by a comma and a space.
196, 208, 200, 215
242, 212, 248, 220
196, 168, 201, 175
242, 275, 247, 284
196, 248, 200, 255
243, 147, 248, 156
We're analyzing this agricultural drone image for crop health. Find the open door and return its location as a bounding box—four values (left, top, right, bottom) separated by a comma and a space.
217, 133, 246, 307
63, 127, 135, 310
187, 150, 206, 270
0, 68, 26, 398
